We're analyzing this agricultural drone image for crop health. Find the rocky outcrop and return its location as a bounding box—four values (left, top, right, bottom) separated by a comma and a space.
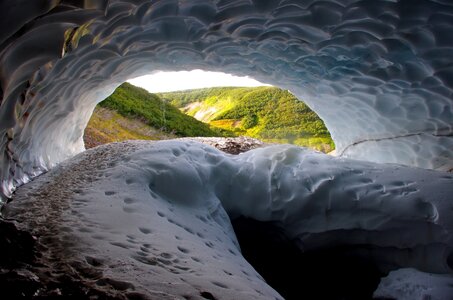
179, 137, 268, 155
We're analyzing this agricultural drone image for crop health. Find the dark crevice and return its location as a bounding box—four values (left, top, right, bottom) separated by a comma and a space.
0, 218, 41, 297
447, 251, 453, 271
200, 291, 217, 300
339, 129, 453, 156
232, 217, 385, 300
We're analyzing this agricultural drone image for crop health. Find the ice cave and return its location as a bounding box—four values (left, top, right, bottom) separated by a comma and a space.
0, 1, 452, 299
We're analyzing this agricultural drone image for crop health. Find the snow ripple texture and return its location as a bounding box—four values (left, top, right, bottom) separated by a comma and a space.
4, 140, 453, 299
1, 0, 453, 200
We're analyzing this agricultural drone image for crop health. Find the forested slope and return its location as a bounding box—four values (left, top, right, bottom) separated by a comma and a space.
84, 83, 232, 148
159, 87, 334, 152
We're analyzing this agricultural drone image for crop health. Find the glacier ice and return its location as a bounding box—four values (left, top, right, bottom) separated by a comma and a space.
3, 140, 453, 298
1, 1, 453, 298
0, 0, 453, 199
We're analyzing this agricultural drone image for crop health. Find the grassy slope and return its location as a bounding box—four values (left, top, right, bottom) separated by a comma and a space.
99, 83, 233, 137
83, 107, 178, 148
84, 83, 233, 148
159, 87, 335, 152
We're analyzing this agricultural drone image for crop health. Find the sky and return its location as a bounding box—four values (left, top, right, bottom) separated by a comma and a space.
127, 70, 270, 93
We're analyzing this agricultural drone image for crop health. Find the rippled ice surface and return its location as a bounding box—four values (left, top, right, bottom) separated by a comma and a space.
4, 140, 453, 299
2, 0, 453, 203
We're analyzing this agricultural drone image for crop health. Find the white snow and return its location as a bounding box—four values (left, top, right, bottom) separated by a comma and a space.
4, 140, 453, 299
1, 0, 453, 200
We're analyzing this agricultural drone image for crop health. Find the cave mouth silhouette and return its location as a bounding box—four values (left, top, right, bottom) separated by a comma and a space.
84, 79, 334, 153
232, 217, 385, 300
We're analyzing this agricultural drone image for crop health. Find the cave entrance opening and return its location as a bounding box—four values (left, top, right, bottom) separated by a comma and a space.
83, 71, 335, 153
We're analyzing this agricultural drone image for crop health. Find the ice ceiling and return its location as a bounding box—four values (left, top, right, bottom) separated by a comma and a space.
0, 0, 453, 200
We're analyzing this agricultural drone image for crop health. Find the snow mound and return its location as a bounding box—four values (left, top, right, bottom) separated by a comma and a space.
4, 140, 453, 298
374, 268, 453, 300
1, 0, 453, 200
4, 141, 282, 299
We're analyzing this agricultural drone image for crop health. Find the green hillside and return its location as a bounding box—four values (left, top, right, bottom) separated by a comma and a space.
159, 87, 334, 152
84, 83, 334, 152
98, 83, 232, 137
84, 83, 233, 148
83, 106, 179, 149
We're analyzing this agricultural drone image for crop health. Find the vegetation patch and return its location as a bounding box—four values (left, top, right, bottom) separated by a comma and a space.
85, 83, 334, 153
84, 107, 177, 148
99, 83, 232, 138
159, 87, 335, 152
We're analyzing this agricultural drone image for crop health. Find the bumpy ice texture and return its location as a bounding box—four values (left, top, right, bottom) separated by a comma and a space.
1, 0, 453, 200
373, 268, 453, 300
4, 140, 453, 298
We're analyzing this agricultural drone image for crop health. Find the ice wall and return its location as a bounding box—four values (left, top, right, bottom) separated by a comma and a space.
0, 0, 453, 200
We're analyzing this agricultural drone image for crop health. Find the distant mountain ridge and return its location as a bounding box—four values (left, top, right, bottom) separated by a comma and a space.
159, 86, 334, 152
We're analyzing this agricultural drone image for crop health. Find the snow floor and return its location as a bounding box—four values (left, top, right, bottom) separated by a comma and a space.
3, 140, 453, 299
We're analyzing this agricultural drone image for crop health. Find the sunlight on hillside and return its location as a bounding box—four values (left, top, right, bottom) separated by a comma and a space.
158, 86, 335, 152
84, 82, 335, 153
